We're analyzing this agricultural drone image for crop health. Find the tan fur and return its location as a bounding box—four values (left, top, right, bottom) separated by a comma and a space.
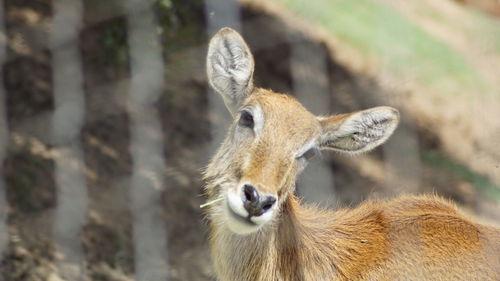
204, 28, 500, 281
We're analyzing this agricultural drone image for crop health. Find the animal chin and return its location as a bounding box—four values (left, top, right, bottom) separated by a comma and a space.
224, 201, 262, 235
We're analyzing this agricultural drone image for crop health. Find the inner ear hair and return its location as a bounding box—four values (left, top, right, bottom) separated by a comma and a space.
206, 27, 255, 115
319, 106, 399, 154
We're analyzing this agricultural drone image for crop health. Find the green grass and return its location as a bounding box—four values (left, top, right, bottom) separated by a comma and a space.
422, 151, 500, 201
277, 0, 492, 96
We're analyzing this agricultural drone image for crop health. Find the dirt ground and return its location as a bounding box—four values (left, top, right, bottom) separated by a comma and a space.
1, 0, 499, 280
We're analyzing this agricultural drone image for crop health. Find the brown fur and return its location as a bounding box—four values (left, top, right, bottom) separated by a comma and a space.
204, 28, 500, 281
206, 191, 500, 280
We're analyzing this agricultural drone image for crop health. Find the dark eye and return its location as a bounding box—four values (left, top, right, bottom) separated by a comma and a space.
239, 110, 254, 128
300, 148, 317, 161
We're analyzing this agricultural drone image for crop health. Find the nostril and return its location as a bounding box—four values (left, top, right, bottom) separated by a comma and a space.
242, 185, 277, 217
262, 203, 273, 212
243, 184, 258, 203
244, 189, 251, 201
261, 196, 276, 213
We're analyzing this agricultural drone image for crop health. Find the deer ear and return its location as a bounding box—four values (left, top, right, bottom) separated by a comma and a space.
318, 106, 399, 154
207, 27, 255, 116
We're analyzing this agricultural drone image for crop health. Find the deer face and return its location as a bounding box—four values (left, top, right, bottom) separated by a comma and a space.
205, 28, 399, 235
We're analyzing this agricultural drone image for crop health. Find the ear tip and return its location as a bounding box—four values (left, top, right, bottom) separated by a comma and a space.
212, 27, 242, 42
208, 27, 247, 58
217, 27, 239, 35
372, 106, 400, 121
388, 107, 400, 120
207, 27, 243, 70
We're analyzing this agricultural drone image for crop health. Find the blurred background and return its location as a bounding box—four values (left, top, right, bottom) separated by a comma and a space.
0, 0, 499, 280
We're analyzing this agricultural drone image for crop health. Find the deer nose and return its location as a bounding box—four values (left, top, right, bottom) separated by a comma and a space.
242, 184, 277, 217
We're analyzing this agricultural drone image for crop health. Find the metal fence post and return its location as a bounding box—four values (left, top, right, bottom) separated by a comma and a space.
125, 0, 169, 280
51, 0, 87, 279
0, 0, 8, 267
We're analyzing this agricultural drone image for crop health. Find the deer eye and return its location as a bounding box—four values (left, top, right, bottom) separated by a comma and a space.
239, 110, 254, 128
299, 148, 317, 161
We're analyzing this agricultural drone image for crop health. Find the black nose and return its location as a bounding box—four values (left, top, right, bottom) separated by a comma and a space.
242, 184, 277, 217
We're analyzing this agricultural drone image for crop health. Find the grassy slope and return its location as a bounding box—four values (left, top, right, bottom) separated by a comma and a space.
274, 0, 500, 200
277, 0, 498, 96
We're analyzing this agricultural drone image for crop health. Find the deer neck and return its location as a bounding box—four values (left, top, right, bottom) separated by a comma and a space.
210, 194, 390, 281
209, 194, 340, 281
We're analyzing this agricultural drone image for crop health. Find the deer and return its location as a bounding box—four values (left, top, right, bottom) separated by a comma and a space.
203, 27, 500, 281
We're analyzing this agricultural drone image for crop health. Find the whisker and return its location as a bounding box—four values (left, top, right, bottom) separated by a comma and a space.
200, 196, 224, 209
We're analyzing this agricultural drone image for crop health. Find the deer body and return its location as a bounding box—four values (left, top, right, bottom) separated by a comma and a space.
204, 28, 500, 281
208, 193, 500, 281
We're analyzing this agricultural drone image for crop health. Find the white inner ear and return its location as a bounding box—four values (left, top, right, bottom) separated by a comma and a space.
322, 107, 399, 153
209, 42, 253, 93
206, 28, 254, 115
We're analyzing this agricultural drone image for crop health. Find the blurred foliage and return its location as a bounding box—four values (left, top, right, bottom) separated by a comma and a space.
91, 0, 206, 68
154, 0, 206, 54
158, 0, 173, 10
5, 152, 55, 213
83, 221, 132, 271
153, 0, 207, 106
422, 151, 500, 201
98, 18, 129, 68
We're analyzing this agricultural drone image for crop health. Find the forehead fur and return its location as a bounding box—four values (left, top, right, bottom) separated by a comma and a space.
245, 89, 320, 140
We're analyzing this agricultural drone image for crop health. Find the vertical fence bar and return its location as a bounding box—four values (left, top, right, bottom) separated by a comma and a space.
0, 0, 8, 263
290, 38, 336, 207
50, 0, 87, 280
205, 0, 241, 34
125, 1, 169, 280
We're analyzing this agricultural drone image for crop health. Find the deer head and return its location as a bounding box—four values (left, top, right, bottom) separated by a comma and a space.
205, 28, 399, 235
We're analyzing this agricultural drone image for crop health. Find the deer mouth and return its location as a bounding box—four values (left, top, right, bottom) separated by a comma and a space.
224, 187, 275, 234
227, 201, 256, 226
224, 193, 264, 235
